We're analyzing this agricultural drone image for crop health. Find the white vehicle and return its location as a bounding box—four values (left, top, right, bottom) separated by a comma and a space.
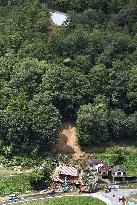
9, 194, 18, 202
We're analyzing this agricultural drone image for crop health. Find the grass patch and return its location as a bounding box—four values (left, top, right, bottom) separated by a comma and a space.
130, 194, 137, 199
17, 197, 106, 205
129, 194, 137, 199
0, 174, 32, 196
121, 183, 137, 189
0, 167, 16, 177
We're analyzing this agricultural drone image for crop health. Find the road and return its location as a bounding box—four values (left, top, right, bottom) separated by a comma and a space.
97, 189, 137, 205
0, 189, 137, 205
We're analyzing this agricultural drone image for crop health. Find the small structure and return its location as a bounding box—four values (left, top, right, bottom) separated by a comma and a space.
51, 161, 103, 193
112, 165, 125, 178
99, 163, 109, 177
58, 164, 79, 177
52, 164, 79, 183
86, 159, 102, 169
86, 159, 109, 177
51, 164, 80, 193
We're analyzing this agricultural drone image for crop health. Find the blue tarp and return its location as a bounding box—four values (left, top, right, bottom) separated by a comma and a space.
128, 202, 137, 205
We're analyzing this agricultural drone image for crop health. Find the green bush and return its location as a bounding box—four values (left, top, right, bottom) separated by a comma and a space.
29, 162, 54, 191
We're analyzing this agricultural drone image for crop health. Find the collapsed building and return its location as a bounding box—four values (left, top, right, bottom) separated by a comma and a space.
52, 164, 79, 183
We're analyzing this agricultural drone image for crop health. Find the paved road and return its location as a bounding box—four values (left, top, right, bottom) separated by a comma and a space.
0, 193, 58, 205
1, 189, 137, 205
98, 189, 137, 205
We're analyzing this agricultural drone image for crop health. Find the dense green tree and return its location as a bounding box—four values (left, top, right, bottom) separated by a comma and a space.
0, 0, 49, 55
41, 64, 91, 118
0, 52, 18, 81
128, 66, 137, 112
88, 64, 109, 98
109, 109, 128, 139
0, 82, 15, 109
116, 1, 137, 33
108, 60, 130, 112
0, 0, 137, 154
127, 112, 137, 139
74, 55, 92, 74
98, 32, 134, 67
50, 27, 91, 57
9, 58, 46, 97
30, 93, 61, 150
45, 0, 134, 14
0, 93, 31, 153
0, 92, 61, 154
68, 9, 105, 30
42, 65, 90, 115
77, 97, 110, 146
18, 37, 50, 61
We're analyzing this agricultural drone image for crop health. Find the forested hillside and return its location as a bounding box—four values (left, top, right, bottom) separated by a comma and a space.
0, 0, 137, 158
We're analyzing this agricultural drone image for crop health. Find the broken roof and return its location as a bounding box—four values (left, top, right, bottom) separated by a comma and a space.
58, 165, 78, 177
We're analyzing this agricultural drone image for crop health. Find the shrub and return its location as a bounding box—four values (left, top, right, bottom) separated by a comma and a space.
29, 162, 53, 191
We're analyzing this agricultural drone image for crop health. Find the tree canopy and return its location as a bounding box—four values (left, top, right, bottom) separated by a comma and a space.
0, 0, 137, 155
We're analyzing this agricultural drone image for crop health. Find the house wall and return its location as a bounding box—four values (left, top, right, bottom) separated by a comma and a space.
114, 171, 124, 177
101, 170, 108, 176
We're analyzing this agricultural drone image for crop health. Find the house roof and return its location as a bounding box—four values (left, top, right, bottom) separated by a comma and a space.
58, 165, 78, 177
86, 159, 101, 165
112, 165, 125, 173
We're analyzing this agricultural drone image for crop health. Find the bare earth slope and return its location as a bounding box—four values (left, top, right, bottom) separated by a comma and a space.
55, 123, 83, 160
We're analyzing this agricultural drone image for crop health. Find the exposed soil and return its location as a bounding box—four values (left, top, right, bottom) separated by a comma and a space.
55, 123, 84, 160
